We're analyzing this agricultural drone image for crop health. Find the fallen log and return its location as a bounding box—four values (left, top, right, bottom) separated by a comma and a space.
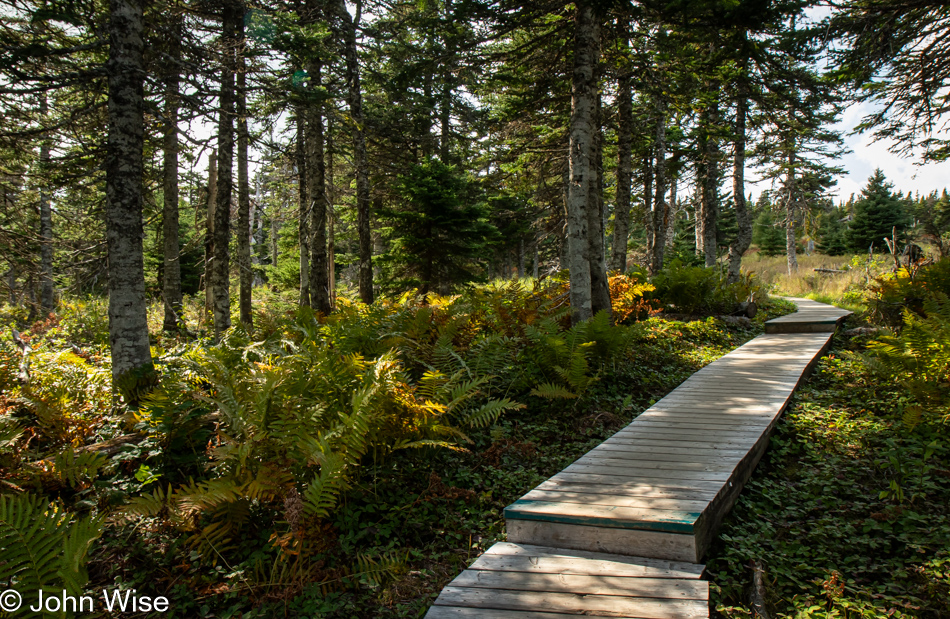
813, 268, 846, 274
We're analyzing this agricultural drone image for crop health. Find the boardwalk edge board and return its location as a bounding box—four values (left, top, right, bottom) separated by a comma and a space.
426, 299, 850, 618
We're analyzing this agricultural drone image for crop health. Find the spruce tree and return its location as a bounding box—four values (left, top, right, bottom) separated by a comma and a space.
377, 159, 496, 295
817, 210, 848, 255
846, 169, 909, 253
753, 209, 786, 256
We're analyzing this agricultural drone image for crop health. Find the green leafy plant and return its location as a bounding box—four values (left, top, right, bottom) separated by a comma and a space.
0, 493, 103, 599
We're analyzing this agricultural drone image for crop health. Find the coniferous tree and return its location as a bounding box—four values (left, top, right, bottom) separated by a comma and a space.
752, 208, 786, 256
816, 209, 848, 255
377, 159, 495, 294
846, 169, 909, 253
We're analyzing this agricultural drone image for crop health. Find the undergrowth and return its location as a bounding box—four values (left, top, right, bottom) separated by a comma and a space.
0, 272, 789, 618
708, 331, 950, 618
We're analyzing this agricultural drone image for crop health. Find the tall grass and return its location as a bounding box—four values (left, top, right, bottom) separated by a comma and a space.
741, 252, 891, 313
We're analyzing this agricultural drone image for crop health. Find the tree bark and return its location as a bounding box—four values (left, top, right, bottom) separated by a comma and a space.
589, 94, 611, 315
296, 107, 310, 306
327, 119, 336, 308
727, 90, 752, 283
105, 0, 154, 392
237, 26, 252, 328
565, 0, 600, 324
650, 99, 668, 275
38, 94, 54, 315
331, 0, 373, 304
204, 152, 217, 319
612, 57, 632, 274
162, 16, 183, 332
786, 150, 798, 275
212, 0, 240, 335
643, 150, 654, 253
700, 99, 720, 268
439, 0, 454, 162
308, 59, 331, 314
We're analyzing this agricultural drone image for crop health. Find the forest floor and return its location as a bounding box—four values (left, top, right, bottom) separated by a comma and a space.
707, 328, 950, 618
3, 270, 947, 618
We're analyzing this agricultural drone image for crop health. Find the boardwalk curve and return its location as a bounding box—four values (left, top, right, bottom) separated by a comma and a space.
427, 297, 851, 618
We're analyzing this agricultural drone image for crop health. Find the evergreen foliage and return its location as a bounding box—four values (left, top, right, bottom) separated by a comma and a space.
378, 159, 497, 294
846, 169, 910, 253
816, 209, 849, 255
752, 209, 786, 256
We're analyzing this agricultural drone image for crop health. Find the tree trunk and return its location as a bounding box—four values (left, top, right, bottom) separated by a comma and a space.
727, 91, 752, 283
643, 150, 654, 253
700, 99, 720, 268
162, 17, 183, 332
212, 0, 240, 335
308, 59, 331, 314
565, 0, 599, 324
786, 151, 798, 275
38, 94, 54, 315
666, 176, 677, 249
271, 197, 281, 276
296, 107, 310, 306
204, 151, 216, 319
237, 30, 252, 328
650, 99, 668, 275
589, 94, 611, 315
517, 237, 525, 278
327, 119, 336, 308
105, 0, 154, 392
612, 54, 632, 274
331, 0, 373, 304
439, 0, 454, 162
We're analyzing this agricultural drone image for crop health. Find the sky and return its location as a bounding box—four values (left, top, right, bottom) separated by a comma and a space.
829, 101, 950, 202
744, 99, 950, 204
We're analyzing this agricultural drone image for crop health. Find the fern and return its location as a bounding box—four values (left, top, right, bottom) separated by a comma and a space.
51, 448, 106, 489
530, 382, 578, 399
461, 398, 526, 428
0, 493, 102, 598
354, 550, 408, 588
302, 452, 348, 519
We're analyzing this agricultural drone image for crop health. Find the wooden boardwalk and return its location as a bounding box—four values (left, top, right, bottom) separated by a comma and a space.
427, 298, 850, 618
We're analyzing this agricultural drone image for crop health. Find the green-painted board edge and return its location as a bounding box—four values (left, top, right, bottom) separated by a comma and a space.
504, 500, 701, 534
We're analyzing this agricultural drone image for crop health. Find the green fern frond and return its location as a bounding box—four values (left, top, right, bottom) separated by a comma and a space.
354, 550, 407, 588
52, 448, 107, 489
0, 493, 103, 598
302, 452, 349, 519
529, 382, 578, 399
461, 398, 526, 428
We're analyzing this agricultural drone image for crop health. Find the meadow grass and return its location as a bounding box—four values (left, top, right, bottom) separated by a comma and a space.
740, 252, 892, 314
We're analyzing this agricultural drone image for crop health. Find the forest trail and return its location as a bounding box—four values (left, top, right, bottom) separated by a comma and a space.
426, 298, 852, 618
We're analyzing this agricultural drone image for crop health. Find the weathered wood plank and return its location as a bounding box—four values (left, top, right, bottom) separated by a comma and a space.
504, 500, 700, 532
601, 437, 759, 451
533, 479, 719, 501
506, 519, 701, 563
476, 542, 705, 578
433, 587, 708, 618
573, 455, 739, 472
427, 607, 596, 618
561, 463, 732, 482
583, 447, 748, 463
592, 443, 750, 458
520, 489, 711, 512
450, 571, 708, 600
548, 471, 725, 491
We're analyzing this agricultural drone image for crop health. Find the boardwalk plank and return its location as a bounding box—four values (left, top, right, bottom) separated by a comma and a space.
433, 587, 708, 618
478, 542, 705, 577
450, 571, 708, 599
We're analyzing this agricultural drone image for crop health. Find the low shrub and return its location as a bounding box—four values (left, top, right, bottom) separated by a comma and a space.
649, 261, 763, 315
867, 258, 950, 326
